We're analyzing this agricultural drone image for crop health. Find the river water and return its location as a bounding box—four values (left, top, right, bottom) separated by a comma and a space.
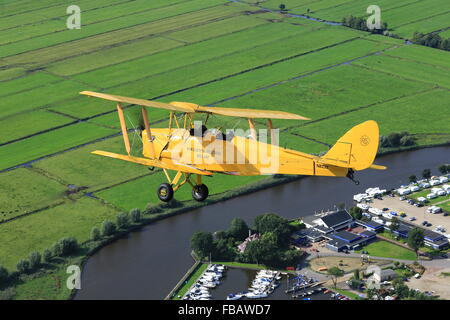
75, 146, 449, 299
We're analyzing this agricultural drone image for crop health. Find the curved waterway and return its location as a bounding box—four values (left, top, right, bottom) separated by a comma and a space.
75, 146, 449, 299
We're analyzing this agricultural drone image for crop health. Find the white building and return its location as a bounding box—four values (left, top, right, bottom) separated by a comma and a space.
365, 265, 397, 283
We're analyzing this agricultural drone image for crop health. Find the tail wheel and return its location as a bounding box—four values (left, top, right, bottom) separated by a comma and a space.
192, 184, 209, 202
157, 183, 174, 202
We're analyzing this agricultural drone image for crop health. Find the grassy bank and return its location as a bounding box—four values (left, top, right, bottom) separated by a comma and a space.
170, 263, 207, 300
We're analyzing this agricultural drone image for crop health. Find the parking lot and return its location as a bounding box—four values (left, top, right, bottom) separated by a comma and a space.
371, 197, 450, 234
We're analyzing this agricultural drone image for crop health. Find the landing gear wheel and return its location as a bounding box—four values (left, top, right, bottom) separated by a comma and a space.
192, 184, 209, 202
157, 183, 173, 202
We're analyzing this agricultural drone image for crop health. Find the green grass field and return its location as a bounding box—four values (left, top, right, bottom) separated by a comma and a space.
269, 0, 450, 39
0, 197, 118, 270
356, 240, 417, 260
0, 0, 449, 294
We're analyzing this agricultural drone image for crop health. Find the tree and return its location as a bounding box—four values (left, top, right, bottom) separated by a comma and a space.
422, 169, 432, 180
91, 227, 101, 241
228, 218, 249, 241
440, 38, 450, 51
29, 251, 41, 270
281, 249, 301, 267
0, 265, 9, 284
53, 237, 79, 257
409, 175, 417, 183
349, 206, 363, 220
390, 217, 400, 233
191, 231, 214, 259
279, 4, 286, 11
116, 212, 129, 229
244, 240, 265, 265
254, 213, 291, 246
43, 249, 52, 263
17, 259, 30, 273
327, 267, 345, 289
407, 227, 424, 257
243, 232, 281, 266
130, 208, 141, 223
353, 268, 360, 280
212, 238, 236, 261
393, 281, 410, 299
102, 220, 116, 236
387, 132, 401, 147
438, 164, 448, 175
399, 135, 415, 146
379, 135, 390, 148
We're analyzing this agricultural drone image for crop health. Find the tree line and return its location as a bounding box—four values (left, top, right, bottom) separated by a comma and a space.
380, 131, 415, 149
190, 213, 303, 268
342, 15, 388, 34
412, 32, 450, 51
0, 208, 142, 290
408, 164, 449, 183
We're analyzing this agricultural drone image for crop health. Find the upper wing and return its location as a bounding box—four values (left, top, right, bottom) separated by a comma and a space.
80, 91, 195, 113
91, 150, 213, 175
80, 91, 310, 120
171, 101, 310, 120
198, 106, 310, 120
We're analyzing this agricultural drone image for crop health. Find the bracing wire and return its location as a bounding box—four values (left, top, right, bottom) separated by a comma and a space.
125, 109, 143, 155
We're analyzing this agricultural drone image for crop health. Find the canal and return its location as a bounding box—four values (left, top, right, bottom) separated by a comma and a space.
75, 146, 449, 299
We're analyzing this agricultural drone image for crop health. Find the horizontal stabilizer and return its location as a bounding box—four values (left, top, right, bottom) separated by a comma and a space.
91, 150, 213, 175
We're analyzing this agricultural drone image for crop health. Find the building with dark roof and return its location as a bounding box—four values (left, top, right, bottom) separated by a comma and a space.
380, 219, 449, 250
332, 230, 361, 243
359, 230, 376, 239
296, 229, 324, 242
392, 224, 410, 238
326, 230, 376, 252
356, 220, 384, 232
320, 210, 353, 230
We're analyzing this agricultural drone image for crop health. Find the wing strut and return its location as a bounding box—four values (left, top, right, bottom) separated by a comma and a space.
248, 118, 257, 140
141, 106, 156, 159
116, 103, 131, 155
267, 119, 276, 144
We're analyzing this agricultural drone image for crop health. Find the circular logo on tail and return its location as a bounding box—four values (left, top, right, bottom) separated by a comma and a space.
360, 135, 370, 146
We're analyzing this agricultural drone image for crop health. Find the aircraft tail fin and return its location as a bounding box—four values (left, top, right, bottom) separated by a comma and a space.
318, 120, 383, 171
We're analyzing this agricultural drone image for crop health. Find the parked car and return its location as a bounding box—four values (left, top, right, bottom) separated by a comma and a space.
399, 196, 406, 201
382, 208, 389, 211
422, 221, 428, 226
414, 203, 424, 207
409, 217, 416, 221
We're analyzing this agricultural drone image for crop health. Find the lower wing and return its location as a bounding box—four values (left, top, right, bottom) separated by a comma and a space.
91, 150, 213, 175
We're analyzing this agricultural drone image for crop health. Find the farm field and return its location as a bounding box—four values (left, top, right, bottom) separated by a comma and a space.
252, 0, 450, 39
0, 0, 449, 299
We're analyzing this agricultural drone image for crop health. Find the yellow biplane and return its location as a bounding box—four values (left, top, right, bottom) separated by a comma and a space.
80, 91, 386, 202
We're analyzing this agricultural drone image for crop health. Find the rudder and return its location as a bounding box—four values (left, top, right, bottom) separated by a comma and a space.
319, 120, 379, 171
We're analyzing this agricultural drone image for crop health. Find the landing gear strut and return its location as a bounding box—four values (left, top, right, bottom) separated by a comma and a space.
192, 184, 209, 202
346, 169, 360, 185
